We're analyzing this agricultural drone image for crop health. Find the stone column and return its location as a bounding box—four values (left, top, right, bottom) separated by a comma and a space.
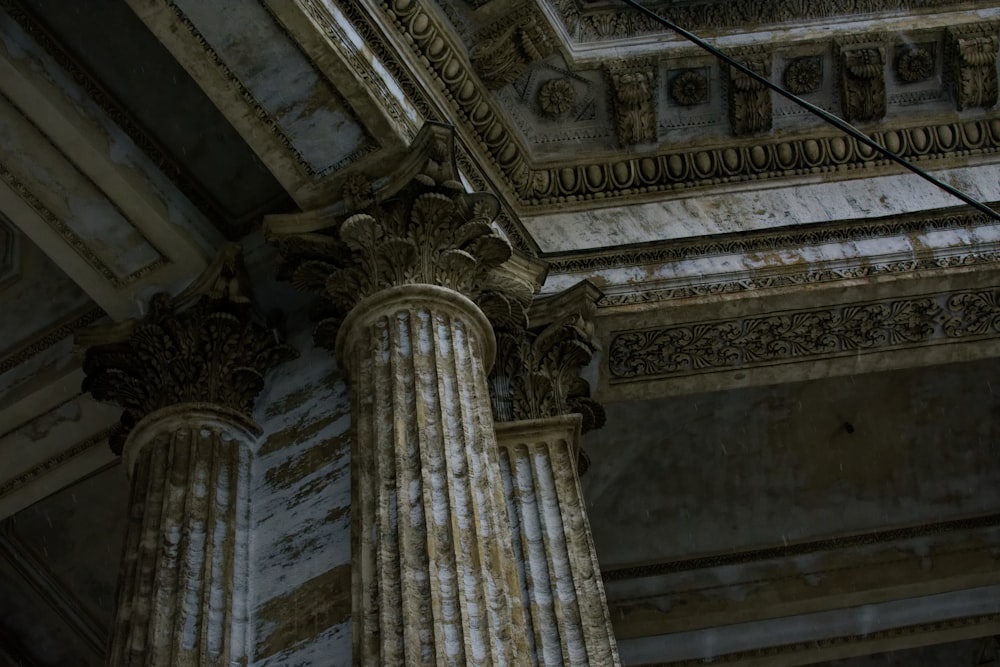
80, 246, 296, 667
489, 283, 621, 666
268, 124, 538, 664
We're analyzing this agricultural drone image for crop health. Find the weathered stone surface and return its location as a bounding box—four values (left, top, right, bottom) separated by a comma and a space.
108, 406, 257, 666
497, 416, 620, 667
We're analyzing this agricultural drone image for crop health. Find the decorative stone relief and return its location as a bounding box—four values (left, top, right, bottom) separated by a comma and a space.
783, 56, 823, 94
896, 44, 935, 83
538, 77, 576, 118
489, 282, 606, 446
470, 8, 555, 89
669, 68, 709, 106
609, 287, 1000, 380
269, 124, 535, 349
838, 43, 887, 121
548, 0, 973, 43
79, 245, 297, 453
728, 51, 772, 135
368, 0, 1000, 208
948, 25, 999, 110
608, 61, 658, 145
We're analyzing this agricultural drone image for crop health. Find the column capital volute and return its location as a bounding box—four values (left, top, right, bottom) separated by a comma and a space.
264, 122, 542, 355
489, 280, 606, 472
78, 245, 298, 455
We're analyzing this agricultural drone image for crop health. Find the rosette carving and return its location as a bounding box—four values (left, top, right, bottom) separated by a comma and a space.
268, 124, 534, 350
79, 246, 297, 454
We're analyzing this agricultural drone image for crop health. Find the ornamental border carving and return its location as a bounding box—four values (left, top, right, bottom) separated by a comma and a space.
0, 425, 112, 498
547, 205, 997, 277
0, 159, 167, 288
608, 287, 1000, 381
0, 306, 104, 376
647, 613, 1000, 666
547, 0, 975, 43
602, 512, 1000, 581
361, 1, 1000, 213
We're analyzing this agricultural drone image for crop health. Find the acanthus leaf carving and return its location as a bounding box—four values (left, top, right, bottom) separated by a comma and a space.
470, 6, 556, 89
488, 282, 605, 473
838, 42, 887, 122
728, 50, 772, 135
608, 60, 658, 146
948, 25, 999, 111
267, 123, 536, 351
79, 245, 298, 454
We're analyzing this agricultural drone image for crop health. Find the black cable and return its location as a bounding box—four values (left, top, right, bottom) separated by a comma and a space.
619, 0, 1000, 222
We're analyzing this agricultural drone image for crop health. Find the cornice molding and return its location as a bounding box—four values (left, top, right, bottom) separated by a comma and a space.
548, 0, 979, 43
0, 307, 104, 377
361, 1, 1000, 214
608, 286, 1000, 381
602, 512, 1000, 581
0, 427, 110, 499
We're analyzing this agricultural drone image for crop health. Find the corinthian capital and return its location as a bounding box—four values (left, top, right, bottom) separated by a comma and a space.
489, 281, 605, 469
266, 123, 537, 352
78, 245, 297, 454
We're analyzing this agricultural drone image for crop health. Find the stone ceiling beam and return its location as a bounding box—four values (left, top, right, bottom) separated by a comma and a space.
0, 9, 217, 320
122, 0, 399, 209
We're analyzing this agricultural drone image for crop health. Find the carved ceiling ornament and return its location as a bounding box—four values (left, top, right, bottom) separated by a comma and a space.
895, 45, 935, 83
669, 69, 709, 106
948, 25, 999, 111
488, 282, 605, 473
838, 42, 887, 121
608, 61, 658, 145
470, 6, 555, 89
79, 246, 298, 454
362, 0, 1000, 209
267, 123, 536, 351
783, 56, 823, 94
728, 50, 772, 135
538, 78, 576, 118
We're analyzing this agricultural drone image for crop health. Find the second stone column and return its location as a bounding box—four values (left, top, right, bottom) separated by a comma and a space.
268, 124, 536, 665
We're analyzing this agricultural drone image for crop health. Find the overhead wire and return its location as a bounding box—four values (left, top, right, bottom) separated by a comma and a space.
618, 0, 1000, 222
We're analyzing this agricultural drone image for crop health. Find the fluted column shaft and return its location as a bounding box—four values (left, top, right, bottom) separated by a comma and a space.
496, 416, 620, 667
338, 284, 525, 665
109, 405, 258, 667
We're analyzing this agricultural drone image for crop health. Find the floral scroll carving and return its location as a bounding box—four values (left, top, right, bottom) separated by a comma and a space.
609, 289, 1000, 380
79, 246, 297, 453
470, 8, 555, 89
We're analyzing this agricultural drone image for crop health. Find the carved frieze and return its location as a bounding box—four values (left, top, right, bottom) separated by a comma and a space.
609, 288, 1000, 381
79, 246, 297, 453
361, 1, 1000, 209
948, 25, 999, 111
608, 61, 658, 146
838, 42, 887, 122
548, 0, 973, 43
728, 51, 772, 135
470, 7, 555, 89
267, 124, 535, 349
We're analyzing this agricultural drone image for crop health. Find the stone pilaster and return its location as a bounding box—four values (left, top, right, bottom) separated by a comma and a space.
268, 123, 537, 664
489, 282, 621, 666
79, 246, 296, 667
